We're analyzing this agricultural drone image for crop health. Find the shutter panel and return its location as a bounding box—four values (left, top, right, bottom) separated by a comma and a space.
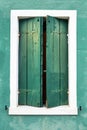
46, 16, 68, 107
27, 17, 43, 107
19, 17, 43, 107
59, 19, 68, 105
19, 19, 27, 105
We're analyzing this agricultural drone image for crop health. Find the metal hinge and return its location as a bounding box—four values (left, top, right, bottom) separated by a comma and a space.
67, 34, 69, 37
18, 33, 20, 37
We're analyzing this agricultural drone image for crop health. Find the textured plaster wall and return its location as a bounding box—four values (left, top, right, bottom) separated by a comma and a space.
0, 0, 87, 130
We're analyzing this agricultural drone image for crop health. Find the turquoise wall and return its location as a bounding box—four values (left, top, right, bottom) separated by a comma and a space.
0, 0, 87, 129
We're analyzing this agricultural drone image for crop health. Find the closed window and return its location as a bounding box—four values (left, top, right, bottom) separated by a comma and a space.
18, 17, 68, 108
9, 10, 77, 115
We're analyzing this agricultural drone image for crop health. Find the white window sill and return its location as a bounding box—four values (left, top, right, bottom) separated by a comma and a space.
9, 105, 78, 115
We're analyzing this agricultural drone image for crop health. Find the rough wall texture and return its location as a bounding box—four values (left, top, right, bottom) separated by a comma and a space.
0, 0, 87, 130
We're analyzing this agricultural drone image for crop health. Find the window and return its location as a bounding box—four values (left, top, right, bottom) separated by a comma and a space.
9, 10, 77, 115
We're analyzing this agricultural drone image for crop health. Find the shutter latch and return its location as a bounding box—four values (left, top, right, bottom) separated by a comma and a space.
43, 70, 46, 73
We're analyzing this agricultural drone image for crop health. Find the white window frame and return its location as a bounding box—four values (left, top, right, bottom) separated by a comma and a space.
9, 10, 77, 115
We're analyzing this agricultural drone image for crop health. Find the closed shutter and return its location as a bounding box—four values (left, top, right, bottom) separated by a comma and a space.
19, 17, 43, 107
46, 16, 68, 107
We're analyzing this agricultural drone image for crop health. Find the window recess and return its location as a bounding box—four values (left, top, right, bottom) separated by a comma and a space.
9, 10, 77, 115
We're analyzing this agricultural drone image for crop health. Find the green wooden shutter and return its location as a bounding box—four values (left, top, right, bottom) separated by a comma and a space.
46, 16, 68, 107
19, 17, 43, 107
19, 19, 27, 105
59, 19, 68, 105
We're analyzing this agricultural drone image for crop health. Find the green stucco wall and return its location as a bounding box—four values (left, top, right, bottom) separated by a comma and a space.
0, 0, 87, 129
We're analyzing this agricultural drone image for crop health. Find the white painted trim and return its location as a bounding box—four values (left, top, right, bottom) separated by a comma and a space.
9, 10, 77, 115
9, 106, 77, 115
